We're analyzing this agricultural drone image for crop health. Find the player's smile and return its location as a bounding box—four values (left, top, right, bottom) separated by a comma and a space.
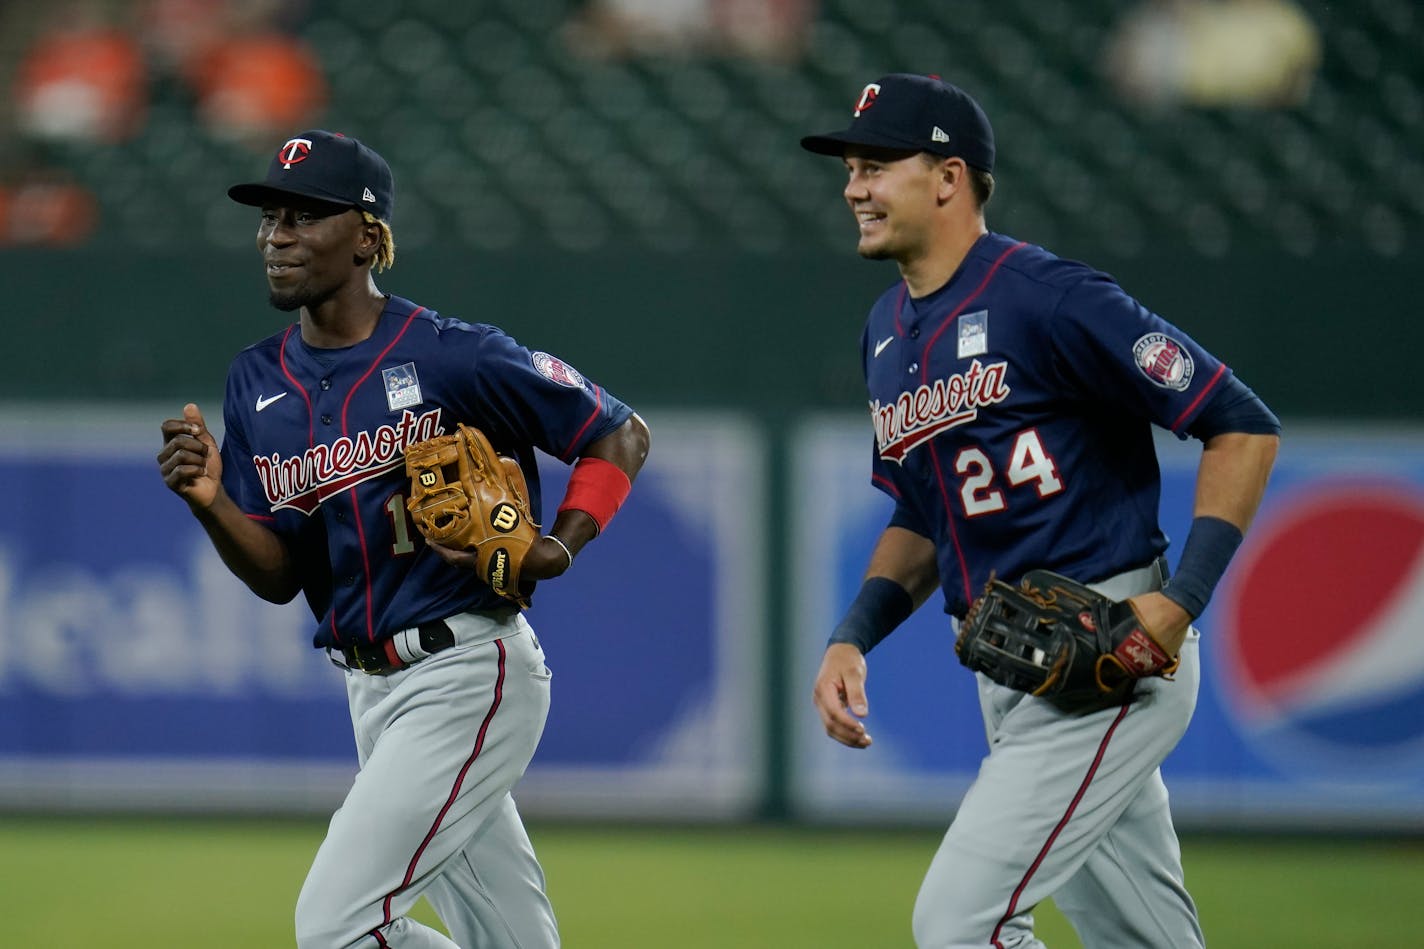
265, 258, 303, 278
842, 147, 932, 262
256, 201, 361, 312
856, 209, 887, 231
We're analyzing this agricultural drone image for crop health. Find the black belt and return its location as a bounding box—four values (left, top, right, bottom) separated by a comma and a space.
337, 619, 455, 675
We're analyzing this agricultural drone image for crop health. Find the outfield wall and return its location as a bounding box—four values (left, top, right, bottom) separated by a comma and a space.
1, 407, 1422, 831
787, 418, 1424, 832
0, 408, 768, 820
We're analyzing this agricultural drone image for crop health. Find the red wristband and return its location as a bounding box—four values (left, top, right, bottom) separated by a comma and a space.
557, 457, 631, 533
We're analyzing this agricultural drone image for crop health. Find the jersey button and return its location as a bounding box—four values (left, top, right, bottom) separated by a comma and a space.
910, 328, 920, 338
908, 363, 919, 374
321, 414, 333, 425
320, 378, 332, 390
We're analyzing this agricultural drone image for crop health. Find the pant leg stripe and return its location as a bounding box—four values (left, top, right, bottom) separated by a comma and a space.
367, 638, 508, 944
989, 700, 1132, 948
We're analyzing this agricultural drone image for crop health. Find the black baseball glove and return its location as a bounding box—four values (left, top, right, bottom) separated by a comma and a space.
955, 569, 1180, 713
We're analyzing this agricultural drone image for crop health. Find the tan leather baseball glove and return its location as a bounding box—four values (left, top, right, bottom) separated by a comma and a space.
404, 423, 539, 606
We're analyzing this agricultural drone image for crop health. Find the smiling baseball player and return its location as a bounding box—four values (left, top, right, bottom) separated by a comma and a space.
157, 130, 650, 948
802, 75, 1280, 948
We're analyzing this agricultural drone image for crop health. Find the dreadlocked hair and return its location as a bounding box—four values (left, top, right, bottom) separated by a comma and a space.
360, 210, 396, 272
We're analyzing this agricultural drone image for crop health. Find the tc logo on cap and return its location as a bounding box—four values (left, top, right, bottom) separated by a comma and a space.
853, 83, 881, 117
279, 137, 313, 169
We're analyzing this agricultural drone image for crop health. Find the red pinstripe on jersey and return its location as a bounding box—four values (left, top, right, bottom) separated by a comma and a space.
916, 241, 1026, 608
276, 324, 315, 448
1171, 362, 1228, 433
274, 321, 335, 639
338, 307, 425, 642
890, 282, 909, 337
561, 384, 607, 463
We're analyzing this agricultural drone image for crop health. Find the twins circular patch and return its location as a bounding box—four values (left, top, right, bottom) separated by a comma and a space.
532, 352, 585, 388
1132, 333, 1194, 390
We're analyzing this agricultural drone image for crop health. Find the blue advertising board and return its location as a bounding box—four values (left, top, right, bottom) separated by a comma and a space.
788, 416, 1424, 830
0, 406, 766, 818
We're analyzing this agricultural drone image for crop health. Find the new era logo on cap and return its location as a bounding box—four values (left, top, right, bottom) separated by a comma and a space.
228, 130, 396, 221
801, 73, 996, 173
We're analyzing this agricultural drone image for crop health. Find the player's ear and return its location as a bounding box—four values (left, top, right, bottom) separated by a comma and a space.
937, 157, 968, 204
353, 214, 381, 265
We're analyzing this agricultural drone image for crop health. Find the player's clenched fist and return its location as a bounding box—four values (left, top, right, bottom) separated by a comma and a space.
157, 403, 223, 510
813, 643, 873, 749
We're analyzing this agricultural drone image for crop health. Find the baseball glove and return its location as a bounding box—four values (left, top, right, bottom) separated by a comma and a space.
404, 423, 539, 605
955, 569, 1179, 713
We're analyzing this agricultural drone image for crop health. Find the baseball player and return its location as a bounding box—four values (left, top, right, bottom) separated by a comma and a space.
801, 75, 1280, 947
157, 130, 650, 949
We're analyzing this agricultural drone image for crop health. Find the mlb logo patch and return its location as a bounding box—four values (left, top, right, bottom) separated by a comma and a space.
957, 310, 988, 359
382, 362, 422, 411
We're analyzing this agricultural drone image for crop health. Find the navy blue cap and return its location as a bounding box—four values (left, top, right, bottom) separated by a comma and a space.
801, 74, 995, 172
228, 130, 395, 221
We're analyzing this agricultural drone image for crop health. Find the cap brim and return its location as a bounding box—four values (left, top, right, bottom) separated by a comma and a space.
800, 128, 929, 157
227, 182, 353, 212
800, 132, 851, 156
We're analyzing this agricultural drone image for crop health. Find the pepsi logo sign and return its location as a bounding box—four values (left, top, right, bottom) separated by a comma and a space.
1217, 481, 1424, 775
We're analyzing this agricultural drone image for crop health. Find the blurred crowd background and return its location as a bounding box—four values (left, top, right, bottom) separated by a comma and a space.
0, 0, 1414, 258
0, 0, 1418, 418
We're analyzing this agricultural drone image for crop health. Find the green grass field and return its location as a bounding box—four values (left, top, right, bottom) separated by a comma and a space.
1, 817, 1418, 947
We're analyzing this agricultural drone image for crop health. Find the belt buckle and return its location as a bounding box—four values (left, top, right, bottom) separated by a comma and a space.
349, 646, 389, 675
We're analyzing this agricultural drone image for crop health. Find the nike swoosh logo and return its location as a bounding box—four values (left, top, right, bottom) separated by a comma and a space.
874, 336, 895, 358
255, 392, 288, 412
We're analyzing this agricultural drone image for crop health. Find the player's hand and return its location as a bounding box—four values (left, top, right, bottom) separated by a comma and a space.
425, 536, 571, 580
813, 643, 873, 749
421, 535, 561, 572
424, 540, 479, 570
158, 403, 222, 510
520, 536, 574, 581
1124, 591, 1192, 657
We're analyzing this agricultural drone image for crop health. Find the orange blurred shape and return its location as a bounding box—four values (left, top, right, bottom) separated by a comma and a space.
0, 182, 99, 246
13, 27, 148, 144
192, 33, 328, 142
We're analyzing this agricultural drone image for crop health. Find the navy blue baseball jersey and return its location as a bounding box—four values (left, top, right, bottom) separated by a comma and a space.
865, 232, 1230, 618
218, 294, 633, 648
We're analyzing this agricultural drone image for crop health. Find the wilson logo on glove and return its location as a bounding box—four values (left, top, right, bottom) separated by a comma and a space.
487, 549, 512, 594
404, 423, 540, 607
490, 503, 521, 533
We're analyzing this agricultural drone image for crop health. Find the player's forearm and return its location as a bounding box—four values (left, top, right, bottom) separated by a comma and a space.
865, 526, 940, 609
191, 493, 301, 603
553, 413, 652, 554
1193, 432, 1280, 531
827, 527, 937, 655
582, 413, 651, 483
1160, 431, 1280, 618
